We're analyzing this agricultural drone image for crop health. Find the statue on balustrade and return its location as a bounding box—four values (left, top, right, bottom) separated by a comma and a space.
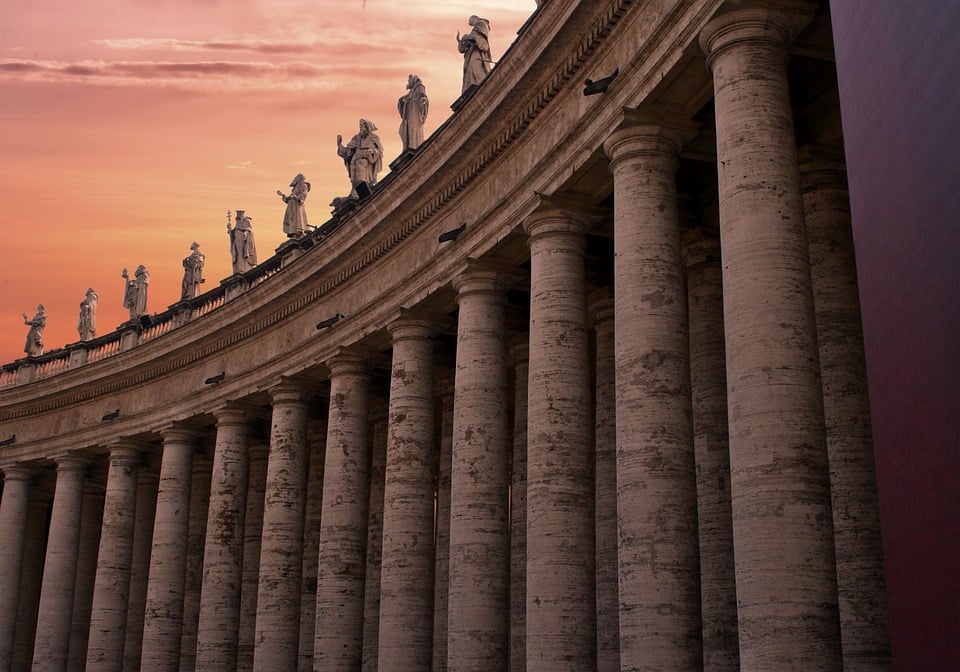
337, 119, 383, 199
78, 288, 98, 341
180, 242, 206, 300
22, 305, 46, 356
398, 74, 429, 153
122, 265, 150, 320
227, 210, 258, 274
277, 173, 311, 238
457, 15, 492, 93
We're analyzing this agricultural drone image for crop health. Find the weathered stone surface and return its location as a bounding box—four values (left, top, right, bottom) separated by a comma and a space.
180, 451, 212, 672
507, 339, 528, 672
298, 418, 327, 672
123, 469, 158, 672
69, 479, 105, 671
237, 443, 268, 672
432, 375, 453, 672
0, 466, 33, 671
363, 400, 388, 672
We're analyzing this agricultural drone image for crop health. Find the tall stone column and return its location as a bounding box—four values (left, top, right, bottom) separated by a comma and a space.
801, 152, 890, 669
363, 400, 388, 672
603, 122, 701, 669
699, 7, 842, 668
507, 338, 529, 672
299, 418, 327, 672
314, 353, 370, 672
123, 468, 159, 672
0, 466, 34, 671
69, 476, 106, 671
587, 291, 619, 672
139, 427, 197, 672
180, 450, 211, 672
682, 231, 739, 670
378, 317, 437, 672
253, 381, 311, 672
447, 268, 510, 671
523, 209, 595, 670
12, 485, 50, 672
237, 442, 268, 672
432, 374, 454, 672
195, 405, 250, 672
32, 455, 87, 672
85, 445, 141, 672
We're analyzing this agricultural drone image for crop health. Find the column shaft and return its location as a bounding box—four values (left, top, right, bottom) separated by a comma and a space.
179, 452, 212, 672
237, 444, 268, 672
298, 420, 326, 672
0, 467, 34, 671
123, 471, 159, 672
314, 355, 370, 671
68, 481, 105, 671
700, 8, 842, 668
363, 402, 388, 672
432, 380, 454, 672
378, 320, 437, 672
12, 490, 49, 671
524, 212, 595, 670
32, 456, 87, 672
448, 270, 510, 671
508, 340, 529, 672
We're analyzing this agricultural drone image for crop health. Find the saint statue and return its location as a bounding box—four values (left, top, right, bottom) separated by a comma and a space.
180, 242, 205, 300
277, 174, 311, 237
22, 305, 46, 356
228, 210, 258, 274
122, 265, 150, 320
398, 74, 429, 152
457, 16, 492, 93
337, 119, 384, 198
78, 288, 98, 341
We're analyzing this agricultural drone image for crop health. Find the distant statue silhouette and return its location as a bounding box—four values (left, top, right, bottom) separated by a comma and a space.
78, 288, 98, 341
180, 242, 205, 300
122, 265, 149, 320
22, 305, 46, 356
227, 210, 258, 274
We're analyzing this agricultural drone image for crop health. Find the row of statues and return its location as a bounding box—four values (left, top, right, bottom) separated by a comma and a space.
18, 17, 494, 359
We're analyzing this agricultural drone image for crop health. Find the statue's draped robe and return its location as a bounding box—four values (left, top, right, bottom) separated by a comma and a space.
282, 181, 310, 236
459, 28, 491, 92
181, 251, 205, 299
124, 271, 149, 319
339, 132, 384, 188
398, 85, 429, 152
230, 221, 258, 273
24, 314, 45, 355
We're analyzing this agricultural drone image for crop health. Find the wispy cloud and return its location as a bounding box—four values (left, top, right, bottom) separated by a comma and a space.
94, 37, 321, 55
227, 160, 255, 169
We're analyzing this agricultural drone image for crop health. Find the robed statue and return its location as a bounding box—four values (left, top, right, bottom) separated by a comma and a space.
278, 173, 311, 238
457, 16, 492, 93
22, 305, 46, 356
398, 74, 429, 152
228, 210, 258, 274
122, 265, 150, 320
78, 288, 98, 341
337, 119, 384, 199
181, 242, 205, 300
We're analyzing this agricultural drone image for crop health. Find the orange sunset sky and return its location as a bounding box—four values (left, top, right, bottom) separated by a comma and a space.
0, 0, 535, 363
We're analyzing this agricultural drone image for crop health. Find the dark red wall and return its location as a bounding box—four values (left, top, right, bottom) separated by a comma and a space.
831, 2, 960, 669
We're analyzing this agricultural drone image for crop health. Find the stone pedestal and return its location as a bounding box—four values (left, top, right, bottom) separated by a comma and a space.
252, 382, 311, 672
140, 428, 197, 672
196, 406, 251, 672
604, 123, 701, 669
700, 7, 842, 669
507, 339, 529, 672
314, 354, 370, 672
378, 318, 437, 672
86, 445, 141, 672
447, 269, 510, 671
32, 456, 88, 672
523, 210, 595, 670
0, 466, 34, 671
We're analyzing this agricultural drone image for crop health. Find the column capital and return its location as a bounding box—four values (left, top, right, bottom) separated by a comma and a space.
452, 263, 510, 300
1, 464, 35, 483
507, 334, 529, 368
54, 454, 90, 473
159, 423, 202, 446
587, 288, 615, 329
268, 378, 313, 406
522, 194, 604, 242
797, 146, 847, 193
681, 229, 722, 269
326, 349, 373, 378
213, 402, 258, 427
387, 309, 446, 341
603, 111, 697, 171
699, 3, 816, 68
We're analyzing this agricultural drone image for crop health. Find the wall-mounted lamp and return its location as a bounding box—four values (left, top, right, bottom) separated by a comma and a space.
439, 223, 467, 243
205, 372, 226, 385
316, 314, 346, 330
101, 410, 120, 422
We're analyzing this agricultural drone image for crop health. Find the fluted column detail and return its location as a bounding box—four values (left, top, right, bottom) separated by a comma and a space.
0, 466, 34, 671
682, 231, 739, 670
123, 469, 158, 672
298, 417, 327, 672
507, 337, 529, 672
85, 445, 141, 672
196, 406, 251, 671
32, 455, 88, 672
588, 292, 619, 672
237, 443, 268, 672
378, 318, 437, 672
314, 354, 371, 671
700, 7, 842, 668
801, 153, 890, 669
140, 427, 197, 672
252, 381, 311, 672
523, 210, 595, 670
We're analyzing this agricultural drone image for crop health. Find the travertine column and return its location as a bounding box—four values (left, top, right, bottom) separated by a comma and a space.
432, 375, 454, 672
32, 455, 87, 672
0, 466, 34, 671
196, 406, 251, 672
12, 486, 49, 672
86, 445, 141, 672
588, 292, 619, 672
237, 443, 268, 672
801, 153, 890, 669
123, 469, 159, 672
253, 382, 311, 672
603, 123, 701, 669
448, 268, 510, 671
700, 8, 842, 668
314, 353, 370, 672
523, 210, 594, 670
68, 477, 105, 671
298, 418, 326, 672
139, 427, 197, 671
179, 451, 211, 672
507, 338, 529, 672
683, 231, 739, 670
378, 318, 437, 672
363, 400, 388, 672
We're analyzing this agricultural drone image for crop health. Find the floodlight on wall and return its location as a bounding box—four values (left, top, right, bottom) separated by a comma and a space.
101, 410, 120, 422
0, 435, 15, 447
439, 223, 467, 243
205, 372, 226, 385
584, 68, 619, 96
316, 313, 346, 330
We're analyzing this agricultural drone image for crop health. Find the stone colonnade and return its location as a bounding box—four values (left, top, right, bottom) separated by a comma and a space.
0, 5, 888, 671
